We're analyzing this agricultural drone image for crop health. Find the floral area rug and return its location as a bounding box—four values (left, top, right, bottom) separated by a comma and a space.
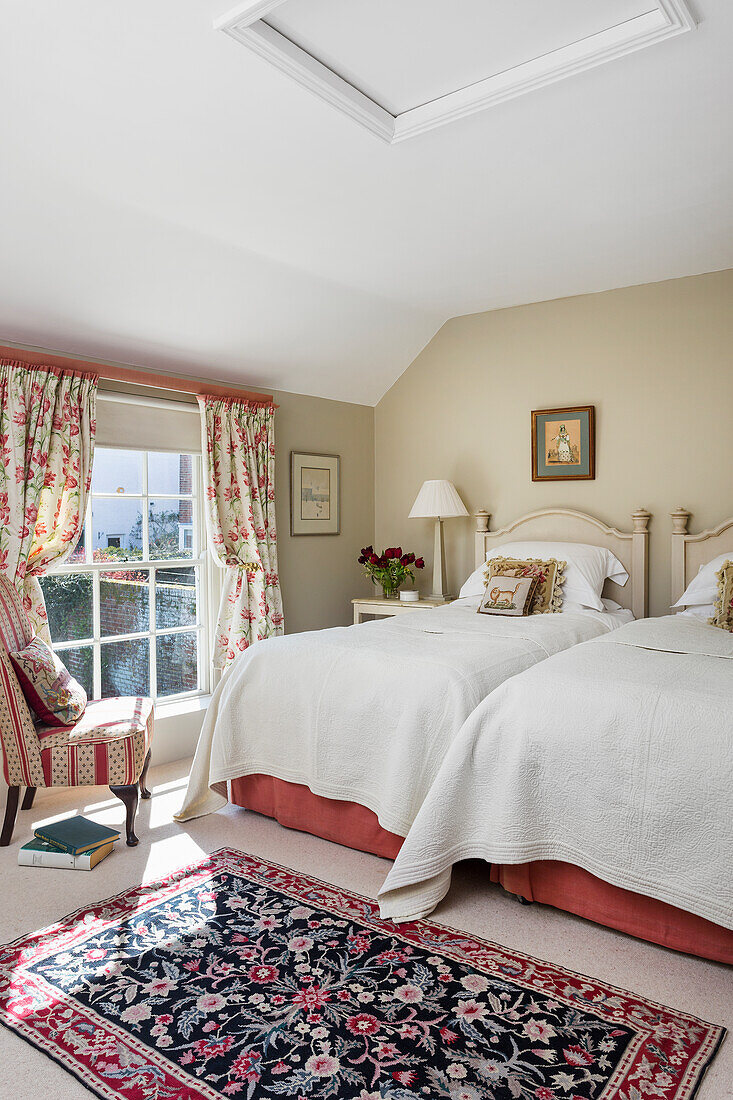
0, 849, 724, 1099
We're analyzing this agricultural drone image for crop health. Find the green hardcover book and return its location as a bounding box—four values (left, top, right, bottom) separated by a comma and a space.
34, 815, 120, 856
19, 837, 114, 870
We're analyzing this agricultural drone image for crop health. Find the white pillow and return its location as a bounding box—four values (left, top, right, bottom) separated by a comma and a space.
459, 566, 492, 599
677, 604, 715, 621
459, 540, 628, 612
672, 552, 733, 609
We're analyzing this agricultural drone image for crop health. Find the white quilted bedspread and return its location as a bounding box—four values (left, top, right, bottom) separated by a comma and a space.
378, 616, 733, 929
176, 598, 628, 836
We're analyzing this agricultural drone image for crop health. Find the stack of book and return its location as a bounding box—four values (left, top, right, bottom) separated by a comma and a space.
18, 816, 120, 870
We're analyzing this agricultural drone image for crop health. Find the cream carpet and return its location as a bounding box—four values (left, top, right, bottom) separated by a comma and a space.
0, 759, 730, 1100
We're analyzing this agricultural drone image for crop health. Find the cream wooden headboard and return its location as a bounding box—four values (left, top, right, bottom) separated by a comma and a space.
670, 509, 733, 605
474, 508, 651, 619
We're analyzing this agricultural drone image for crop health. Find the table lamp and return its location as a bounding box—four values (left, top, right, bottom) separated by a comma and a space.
408, 480, 468, 601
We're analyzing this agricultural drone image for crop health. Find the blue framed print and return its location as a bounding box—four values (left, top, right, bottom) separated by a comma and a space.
531, 406, 595, 481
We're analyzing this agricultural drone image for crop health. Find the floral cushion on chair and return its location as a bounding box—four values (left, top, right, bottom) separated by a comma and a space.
9, 637, 87, 731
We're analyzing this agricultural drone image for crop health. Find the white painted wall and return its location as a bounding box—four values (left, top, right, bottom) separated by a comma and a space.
152, 696, 209, 766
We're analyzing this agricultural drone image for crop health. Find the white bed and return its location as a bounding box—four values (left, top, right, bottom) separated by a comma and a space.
378, 510, 733, 961
177, 508, 648, 851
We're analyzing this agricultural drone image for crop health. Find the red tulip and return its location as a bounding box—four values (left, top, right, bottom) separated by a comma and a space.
415, 557, 425, 569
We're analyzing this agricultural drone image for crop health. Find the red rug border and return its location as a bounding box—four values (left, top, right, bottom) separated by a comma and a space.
0, 846, 726, 1100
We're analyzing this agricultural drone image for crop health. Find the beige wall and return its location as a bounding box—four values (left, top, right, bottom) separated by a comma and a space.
273, 388, 374, 633
375, 269, 733, 618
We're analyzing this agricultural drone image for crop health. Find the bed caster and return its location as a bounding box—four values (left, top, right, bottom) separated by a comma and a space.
515, 894, 533, 906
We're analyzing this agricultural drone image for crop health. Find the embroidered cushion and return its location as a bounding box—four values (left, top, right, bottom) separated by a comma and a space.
484, 557, 565, 614
9, 637, 87, 731
710, 560, 733, 632
478, 573, 538, 617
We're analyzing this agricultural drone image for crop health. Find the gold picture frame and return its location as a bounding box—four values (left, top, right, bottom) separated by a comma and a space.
531, 405, 595, 481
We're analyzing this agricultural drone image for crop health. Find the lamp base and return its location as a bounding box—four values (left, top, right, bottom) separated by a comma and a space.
429, 518, 451, 602
427, 593, 453, 602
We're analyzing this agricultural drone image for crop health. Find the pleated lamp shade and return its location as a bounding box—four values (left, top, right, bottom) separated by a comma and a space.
408, 480, 468, 519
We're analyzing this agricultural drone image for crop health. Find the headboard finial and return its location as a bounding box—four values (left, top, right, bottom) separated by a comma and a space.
671, 508, 691, 535
474, 510, 491, 534
631, 508, 651, 532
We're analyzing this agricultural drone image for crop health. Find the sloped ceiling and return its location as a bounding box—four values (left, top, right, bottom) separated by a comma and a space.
1, 0, 732, 404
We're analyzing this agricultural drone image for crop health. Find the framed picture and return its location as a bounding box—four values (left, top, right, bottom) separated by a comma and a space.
531, 405, 595, 481
290, 451, 340, 535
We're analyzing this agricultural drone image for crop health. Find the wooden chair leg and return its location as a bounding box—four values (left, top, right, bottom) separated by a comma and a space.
139, 750, 152, 800
110, 783, 140, 847
21, 786, 36, 811
1, 786, 20, 847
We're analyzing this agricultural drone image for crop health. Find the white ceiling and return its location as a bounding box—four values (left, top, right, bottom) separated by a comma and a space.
265, 0, 654, 115
1, 0, 732, 405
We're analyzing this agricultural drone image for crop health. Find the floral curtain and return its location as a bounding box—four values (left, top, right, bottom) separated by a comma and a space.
199, 396, 283, 670
0, 360, 97, 640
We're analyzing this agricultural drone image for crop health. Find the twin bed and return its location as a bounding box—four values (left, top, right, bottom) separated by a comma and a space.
178, 506, 733, 965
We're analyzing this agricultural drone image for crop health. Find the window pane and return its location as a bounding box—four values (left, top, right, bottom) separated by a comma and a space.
100, 569, 149, 637
58, 645, 94, 699
148, 452, 193, 496
68, 525, 87, 564
148, 500, 193, 560
155, 566, 197, 629
92, 449, 143, 495
92, 498, 143, 562
101, 638, 149, 698
157, 632, 198, 697
40, 574, 92, 643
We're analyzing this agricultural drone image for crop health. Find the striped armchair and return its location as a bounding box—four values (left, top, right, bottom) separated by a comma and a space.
0, 576, 154, 847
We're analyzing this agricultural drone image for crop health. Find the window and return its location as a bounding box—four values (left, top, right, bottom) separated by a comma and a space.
41, 447, 210, 702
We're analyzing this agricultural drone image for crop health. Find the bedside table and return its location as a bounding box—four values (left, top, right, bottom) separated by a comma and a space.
352, 596, 447, 624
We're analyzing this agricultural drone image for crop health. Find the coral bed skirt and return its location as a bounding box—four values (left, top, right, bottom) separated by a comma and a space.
230, 774, 733, 966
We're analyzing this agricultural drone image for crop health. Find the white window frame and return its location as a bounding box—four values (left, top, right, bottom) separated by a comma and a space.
46, 446, 211, 703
